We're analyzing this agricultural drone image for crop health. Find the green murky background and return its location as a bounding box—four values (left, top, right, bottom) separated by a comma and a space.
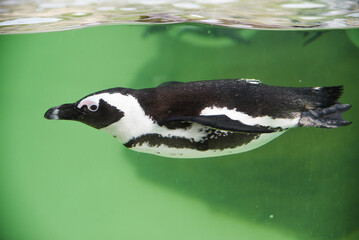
0, 24, 358, 240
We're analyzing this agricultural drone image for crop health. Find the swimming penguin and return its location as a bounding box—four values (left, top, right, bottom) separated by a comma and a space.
44, 79, 351, 158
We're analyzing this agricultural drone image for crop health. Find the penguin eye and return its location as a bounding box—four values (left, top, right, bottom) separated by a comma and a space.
88, 104, 98, 112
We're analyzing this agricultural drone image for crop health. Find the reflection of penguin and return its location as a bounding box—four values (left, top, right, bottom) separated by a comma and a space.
143, 24, 256, 47
45, 79, 351, 158
302, 31, 327, 46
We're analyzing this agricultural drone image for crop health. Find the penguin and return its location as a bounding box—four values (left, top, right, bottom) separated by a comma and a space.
44, 79, 351, 158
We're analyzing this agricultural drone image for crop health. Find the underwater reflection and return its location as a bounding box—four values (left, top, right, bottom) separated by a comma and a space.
124, 139, 359, 240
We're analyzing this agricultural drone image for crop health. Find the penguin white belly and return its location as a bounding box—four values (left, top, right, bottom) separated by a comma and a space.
126, 127, 286, 158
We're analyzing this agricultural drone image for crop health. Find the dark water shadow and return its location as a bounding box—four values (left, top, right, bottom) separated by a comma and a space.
124, 24, 359, 240
124, 132, 359, 240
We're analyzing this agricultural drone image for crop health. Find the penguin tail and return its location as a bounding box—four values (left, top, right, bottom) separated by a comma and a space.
316, 86, 344, 107
299, 103, 352, 128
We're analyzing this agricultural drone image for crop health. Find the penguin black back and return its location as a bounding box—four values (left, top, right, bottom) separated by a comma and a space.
131, 79, 344, 122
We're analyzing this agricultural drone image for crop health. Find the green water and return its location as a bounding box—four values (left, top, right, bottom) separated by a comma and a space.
0, 23, 358, 240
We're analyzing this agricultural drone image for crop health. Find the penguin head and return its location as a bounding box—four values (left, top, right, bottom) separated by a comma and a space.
44, 92, 125, 129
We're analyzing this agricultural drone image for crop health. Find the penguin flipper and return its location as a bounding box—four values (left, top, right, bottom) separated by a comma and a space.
163, 115, 275, 133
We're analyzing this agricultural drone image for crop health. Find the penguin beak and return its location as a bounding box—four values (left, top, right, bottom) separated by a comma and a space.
44, 103, 82, 120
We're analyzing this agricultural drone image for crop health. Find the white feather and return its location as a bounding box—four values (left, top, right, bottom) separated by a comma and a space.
200, 106, 300, 129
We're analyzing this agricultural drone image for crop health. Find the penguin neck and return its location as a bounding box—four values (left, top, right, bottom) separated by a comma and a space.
100, 93, 158, 143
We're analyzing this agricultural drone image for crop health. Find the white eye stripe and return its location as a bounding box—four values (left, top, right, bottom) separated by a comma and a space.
77, 99, 99, 111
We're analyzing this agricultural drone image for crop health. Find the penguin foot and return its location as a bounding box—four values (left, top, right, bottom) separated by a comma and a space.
299, 103, 351, 128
